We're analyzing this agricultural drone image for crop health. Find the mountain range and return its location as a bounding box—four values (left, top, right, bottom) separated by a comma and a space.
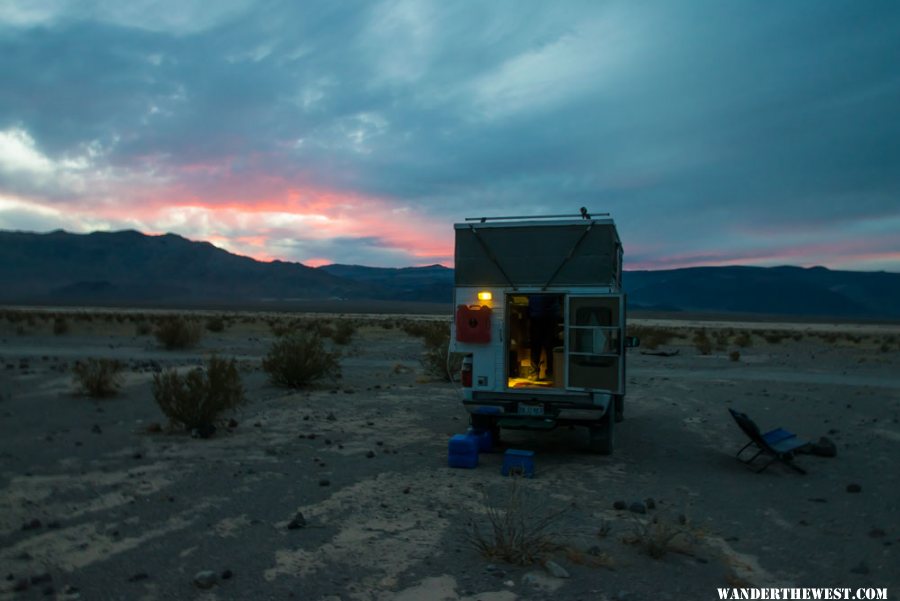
1, 229, 898, 320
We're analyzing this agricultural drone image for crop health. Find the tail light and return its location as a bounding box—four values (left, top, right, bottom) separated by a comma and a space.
461, 355, 473, 387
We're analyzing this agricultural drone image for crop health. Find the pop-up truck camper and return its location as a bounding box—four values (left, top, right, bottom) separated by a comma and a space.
450, 210, 638, 454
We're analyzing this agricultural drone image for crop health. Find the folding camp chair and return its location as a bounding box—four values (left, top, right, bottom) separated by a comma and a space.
728, 409, 808, 474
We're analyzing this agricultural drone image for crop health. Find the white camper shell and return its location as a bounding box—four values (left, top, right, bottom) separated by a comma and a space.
450, 212, 632, 454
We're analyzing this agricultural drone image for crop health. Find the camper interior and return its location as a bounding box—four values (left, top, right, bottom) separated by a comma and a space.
506, 293, 565, 389
506, 293, 622, 391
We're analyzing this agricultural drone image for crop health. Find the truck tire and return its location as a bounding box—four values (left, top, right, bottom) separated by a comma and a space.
587, 412, 614, 455
614, 394, 624, 423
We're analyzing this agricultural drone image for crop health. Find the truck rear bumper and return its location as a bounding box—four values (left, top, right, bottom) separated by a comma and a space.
463, 390, 613, 423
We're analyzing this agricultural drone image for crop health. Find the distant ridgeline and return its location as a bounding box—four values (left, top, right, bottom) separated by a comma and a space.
1, 230, 898, 319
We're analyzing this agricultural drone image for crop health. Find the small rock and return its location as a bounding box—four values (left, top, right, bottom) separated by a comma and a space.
326, 412, 336, 421
318, 479, 330, 487
846, 483, 862, 493
628, 501, 647, 514
287, 512, 307, 529
13, 578, 29, 592
221, 569, 233, 580
147, 422, 162, 433
227, 418, 238, 429
644, 497, 656, 510
811, 436, 837, 457
127, 573, 149, 582
543, 559, 570, 578
63, 585, 79, 594
613, 500, 626, 510
131, 452, 143, 460
868, 528, 886, 538
850, 561, 870, 575
366, 450, 375, 459
22, 518, 42, 531
192, 570, 217, 589
587, 545, 604, 556
91, 424, 102, 434
403, 487, 411, 494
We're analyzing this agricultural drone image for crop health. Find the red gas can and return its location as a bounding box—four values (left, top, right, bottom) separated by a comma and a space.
455, 305, 492, 343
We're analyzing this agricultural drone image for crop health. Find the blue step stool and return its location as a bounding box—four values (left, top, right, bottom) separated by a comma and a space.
448, 434, 478, 469
466, 427, 494, 453
502, 449, 535, 478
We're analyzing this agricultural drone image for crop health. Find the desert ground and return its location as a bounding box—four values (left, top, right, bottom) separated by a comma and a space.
1, 309, 898, 601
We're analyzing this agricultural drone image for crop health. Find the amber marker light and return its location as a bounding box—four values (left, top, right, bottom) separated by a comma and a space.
477, 291, 493, 301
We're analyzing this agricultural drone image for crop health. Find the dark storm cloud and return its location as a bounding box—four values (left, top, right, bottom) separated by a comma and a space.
0, 1, 898, 268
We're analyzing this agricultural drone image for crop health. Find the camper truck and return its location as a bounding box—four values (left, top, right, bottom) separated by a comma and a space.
449, 211, 636, 454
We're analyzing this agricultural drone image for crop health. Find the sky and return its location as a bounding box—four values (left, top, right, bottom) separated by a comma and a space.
1, 1, 899, 271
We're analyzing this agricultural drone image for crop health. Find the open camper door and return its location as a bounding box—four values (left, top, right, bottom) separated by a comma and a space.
565, 295, 625, 394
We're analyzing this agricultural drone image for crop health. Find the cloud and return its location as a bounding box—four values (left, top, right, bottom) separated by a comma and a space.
0, 1, 898, 270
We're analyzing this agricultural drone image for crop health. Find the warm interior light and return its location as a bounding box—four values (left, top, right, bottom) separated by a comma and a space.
477, 291, 492, 301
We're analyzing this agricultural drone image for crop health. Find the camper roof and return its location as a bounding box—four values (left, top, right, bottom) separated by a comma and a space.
454, 214, 622, 289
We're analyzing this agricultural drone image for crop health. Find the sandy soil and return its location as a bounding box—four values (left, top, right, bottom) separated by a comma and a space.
0, 310, 898, 600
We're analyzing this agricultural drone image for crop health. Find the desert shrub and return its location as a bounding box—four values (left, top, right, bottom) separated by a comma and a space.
713, 330, 730, 351
311, 320, 335, 339
263, 331, 340, 388
53, 317, 69, 335
734, 331, 753, 347
411, 320, 462, 381
205, 316, 226, 333
405, 320, 452, 348
72, 358, 123, 398
627, 326, 675, 350
154, 317, 203, 349
381, 321, 395, 330
331, 320, 356, 345
269, 320, 293, 337
468, 478, 566, 565
729, 350, 741, 362
763, 331, 787, 344
692, 330, 712, 355
152, 356, 244, 435
624, 513, 696, 559
135, 321, 152, 336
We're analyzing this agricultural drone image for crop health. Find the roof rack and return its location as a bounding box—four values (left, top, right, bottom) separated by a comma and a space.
464, 211, 609, 222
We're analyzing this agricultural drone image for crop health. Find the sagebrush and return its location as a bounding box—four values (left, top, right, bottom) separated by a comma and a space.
624, 512, 697, 559
410, 320, 463, 381
152, 356, 244, 435
263, 331, 340, 388
331, 320, 356, 345
73, 358, 123, 398
154, 317, 203, 349
468, 478, 566, 565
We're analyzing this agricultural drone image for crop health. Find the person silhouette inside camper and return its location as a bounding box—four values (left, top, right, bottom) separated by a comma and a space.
528, 295, 560, 380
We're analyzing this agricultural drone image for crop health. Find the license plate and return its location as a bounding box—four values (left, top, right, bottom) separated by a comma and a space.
519, 403, 544, 416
